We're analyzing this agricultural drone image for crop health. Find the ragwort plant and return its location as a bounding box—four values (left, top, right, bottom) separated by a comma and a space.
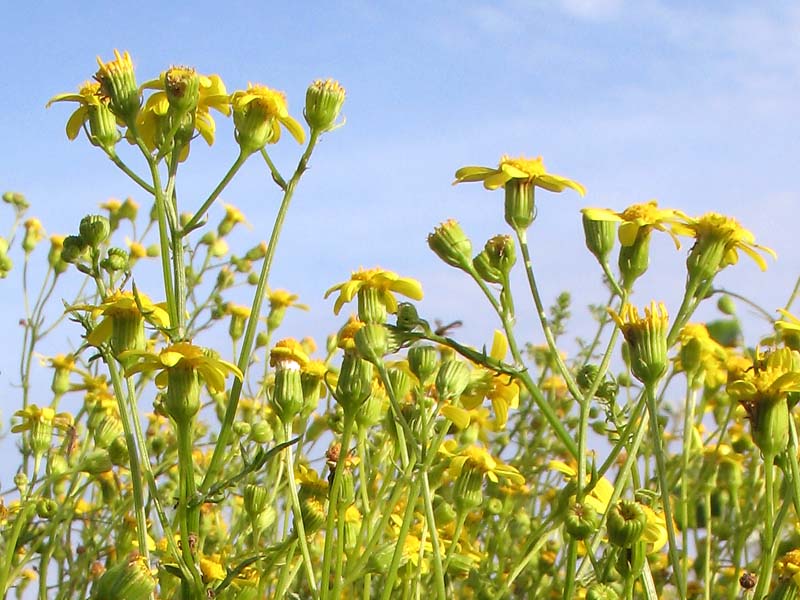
1, 49, 800, 600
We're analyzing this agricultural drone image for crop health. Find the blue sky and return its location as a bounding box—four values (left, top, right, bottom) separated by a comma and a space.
2, 1, 799, 416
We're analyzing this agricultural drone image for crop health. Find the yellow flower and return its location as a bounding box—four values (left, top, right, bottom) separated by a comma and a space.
12, 405, 72, 434
444, 442, 525, 486
125, 237, 148, 259
231, 83, 305, 146
581, 200, 691, 248
324, 267, 423, 316
267, 288, 309, 311
270, 338, 310, 369
46, 81, 110, 140
676, 323, 727, 387
777, 309, 800, 334
199, 554, 226, 583
461, 331, 520, 429
454, 154, 585, 195
135, 69, 230, 161
727, 348, 800, 407
608, 301, 669, 385
70, 289, 170, 347
123, 342, 242, 392
674, 212, 776, 271
550, 460, 614, 514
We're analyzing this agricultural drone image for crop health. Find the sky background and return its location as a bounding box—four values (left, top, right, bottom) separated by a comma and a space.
1, 1, 799, 434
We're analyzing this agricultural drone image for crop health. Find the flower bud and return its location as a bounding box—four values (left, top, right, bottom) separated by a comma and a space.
36, 498, 58, 519
165, 365, 201, 424
298, 495, 326, 535
564, 502, 600, 540
91, 554, 156, 600
243, 483, 269, 517
586, 583, 621, 600
79, 215, 111, 248
101, 248, 129, 273
436, 360, 470, 400
395, 302, 422, 331
408, 345, 438, 384
335, 353, 374, 415
610, 302, 669, 387
607, 500, 647, 547
80, 449, 113, 474
3, 192, 29, 211
249, 420, 274, 444
453, 465, 483, 513
14, 472, 29, 496
108, 436, 130, 466
304, 79, 346, 133
428, 219, 473, 272
61, 235, 88, 263
355, 323, 388, 365
94, 50, 140, 125
504, 179, 535, 230
22, 218, 45, 254
618, 231, 650, 290
164, 66, 200, 113
270, 339, 309, 424
582, 212, 617, 264
47, 235, 68, 274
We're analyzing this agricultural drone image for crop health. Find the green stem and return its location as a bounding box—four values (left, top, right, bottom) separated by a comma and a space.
321, 414, 355, 600
379, 476, 423, 600
644, 383, 685, 598
282, 428, 318, 592
0, 504, 36, 596
752, 453, 776, 600
175, 419, 204, 597
105, 149, 155, 194
514, 227, 583, 401
200, 131, 319, 492
103, 350, 150, 564
182, 152, 249, 234
679, 379, 698, 582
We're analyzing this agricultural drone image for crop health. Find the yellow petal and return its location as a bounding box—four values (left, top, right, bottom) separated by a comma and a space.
65, 107, 89, 140
441, 405, 471, 429
390, 277, 424, 301
453, 166, 496, 184
490, 330, 507, 361
618, 222, 641, 247
280, 115, 306, 145
87, 318, 113, 346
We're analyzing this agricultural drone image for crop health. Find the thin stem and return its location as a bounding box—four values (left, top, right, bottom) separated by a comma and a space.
644, 383, 685, 599
201, 132, 320, 491
752, 453, 776, 599
182, 152, 249, 234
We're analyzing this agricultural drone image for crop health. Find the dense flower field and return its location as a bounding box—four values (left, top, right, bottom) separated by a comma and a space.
2, 50, 799, 600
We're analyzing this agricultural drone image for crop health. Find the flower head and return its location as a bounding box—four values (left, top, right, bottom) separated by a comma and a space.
445, 442, 525, 486
581, 200, 691, 249
609, 302, 669, 385
94, 50, 140, 123
325, 267, 423, 318
70, 290, 170, 354
727, 347, 800, 455
676, 212, 776, 277
231, 84, 305, 153
124, 342, 242, 392
461, 331, 520, 429
47, 81, 119, 149
454, 155, 585, 195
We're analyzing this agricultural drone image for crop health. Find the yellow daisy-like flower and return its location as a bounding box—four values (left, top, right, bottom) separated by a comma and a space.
461, 331, 520, 429
673, 212, 776, 272
727, 348, 800, 407
270, 338, 310, 369
199, 554, 226, 583
12, 405, 73, 434
122, 342, 242, 392
135, 70, 230, 161
267, 288, 309, 311
608, 301, 669, 385
454, 154, 586, 195
444, 442, 526, 486
46, 81, 109, 140
727, 347, 800, 455
549, 460, 614, 514
777, 309, 800, 334
70, 289, 170, 347
581, 200, 691, 249
324, 267, 424, 316
231, 83, 306, 145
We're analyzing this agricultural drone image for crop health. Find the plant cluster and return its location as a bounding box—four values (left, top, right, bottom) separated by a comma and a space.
1, 50, 800, 600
